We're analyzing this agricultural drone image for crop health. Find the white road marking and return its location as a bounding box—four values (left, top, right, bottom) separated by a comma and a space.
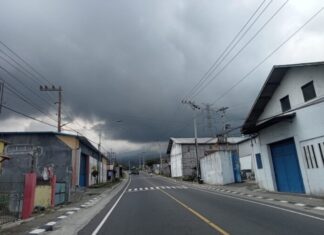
58, 215, 67, 219
295, 203, 305, 207
267, 198, 274, 201
171, 186, 176, 189
156, 187, 160, 189
256, 196, 263, 199
91, 177, 131, 235
70, 207, 81, 211
66, 211, 75, 215
46, 221, 56, 226
29, 229, 46, 234
139, 188, 143, 191
128, 189, 132, 192
134, 188, 138, 191
150, 187, 154, 190
145, 187, 148, 190
280, 200, 288, 203
191, 187, 324, 222
161, 186, 165, 189
314, 207, 324, 210
166, 186, 171, 189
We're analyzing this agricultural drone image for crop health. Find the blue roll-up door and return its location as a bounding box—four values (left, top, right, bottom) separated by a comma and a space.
231, 152, 242, 183
79, 154, 87, 187
270, 138, 305, 193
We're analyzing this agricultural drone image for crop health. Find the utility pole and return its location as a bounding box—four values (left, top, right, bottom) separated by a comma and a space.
40, 85, 62, 132
218, 107, 229, 140
159, 143, 162, 175
128, 159, 131, 171
181, 100, 201, 182
0, 82, 4, 114
97, 131, 102, 184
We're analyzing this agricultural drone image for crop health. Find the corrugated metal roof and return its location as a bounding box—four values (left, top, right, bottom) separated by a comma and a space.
0, 131, 107, 159
170, 137, 244, 144
242, 61, 324, 134
166, 137, 245, 154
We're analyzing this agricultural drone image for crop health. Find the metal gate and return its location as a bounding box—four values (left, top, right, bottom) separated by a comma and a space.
270, 138, 305, 193
55, 182, 66, 206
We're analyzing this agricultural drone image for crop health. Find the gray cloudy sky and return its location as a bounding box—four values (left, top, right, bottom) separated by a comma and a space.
0, 0, 323, 158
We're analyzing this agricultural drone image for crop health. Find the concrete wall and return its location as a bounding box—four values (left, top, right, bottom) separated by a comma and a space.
181, 144, 213, 179
200, 151, 234, 185
254, 66, 324, 195
170, 143, 182, 177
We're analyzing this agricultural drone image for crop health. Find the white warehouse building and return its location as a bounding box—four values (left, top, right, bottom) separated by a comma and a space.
242, 61, 324, 196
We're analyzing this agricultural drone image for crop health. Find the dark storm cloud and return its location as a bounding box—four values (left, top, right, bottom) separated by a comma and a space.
0, 0, 323, 145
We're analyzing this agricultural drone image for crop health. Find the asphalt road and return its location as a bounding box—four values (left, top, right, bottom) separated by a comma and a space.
79, 173, 324, 235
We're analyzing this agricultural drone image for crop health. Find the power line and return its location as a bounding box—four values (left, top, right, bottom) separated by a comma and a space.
183, 0, 271, 101
1, 79, 58, 123
190, 0, 290, 100
1, 104, 57, 128
0, 40, 54, 85
0, 65, 57, 110
211, 5, 324, 105
0, 52, 56, 104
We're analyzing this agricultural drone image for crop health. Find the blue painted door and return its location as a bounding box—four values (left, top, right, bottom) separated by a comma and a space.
231, 152, 242, 183
79, 154, 87, 187
270, 138, 305, 193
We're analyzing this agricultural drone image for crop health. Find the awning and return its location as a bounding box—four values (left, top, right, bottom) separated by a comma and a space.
243, 113, 296, 134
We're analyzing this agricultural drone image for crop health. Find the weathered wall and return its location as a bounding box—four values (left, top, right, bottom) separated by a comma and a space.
34, 185, 51, 208
0, 133, 72, 183
181, 144, 213, 179
170, 143, 182, 177
200, 151, 234, 185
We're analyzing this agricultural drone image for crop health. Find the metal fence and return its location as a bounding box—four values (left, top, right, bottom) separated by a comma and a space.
0, 192, 23, 225
0, 176, 24, 225
55, 182, 66, 206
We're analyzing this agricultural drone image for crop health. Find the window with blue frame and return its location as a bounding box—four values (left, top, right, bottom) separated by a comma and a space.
256, 153, 263, 169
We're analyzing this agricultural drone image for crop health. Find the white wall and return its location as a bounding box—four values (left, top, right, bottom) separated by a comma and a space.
259, 66, 324, 121
200, 151, 234, 185
256, 77, 324, 195
238, 140, 253, 171
240, 155, 251, 170
170, 143, 183, 177
88, 156, 98, 186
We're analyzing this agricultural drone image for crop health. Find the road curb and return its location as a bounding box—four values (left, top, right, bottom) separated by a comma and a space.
24, 178, 128, 235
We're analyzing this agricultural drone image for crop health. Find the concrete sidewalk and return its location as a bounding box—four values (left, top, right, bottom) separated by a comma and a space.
0, 180, 124, 235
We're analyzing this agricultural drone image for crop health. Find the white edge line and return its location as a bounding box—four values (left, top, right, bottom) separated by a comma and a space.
155, 176, 324, 222
191, 187, 324, 222
91, 176, 131, 235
